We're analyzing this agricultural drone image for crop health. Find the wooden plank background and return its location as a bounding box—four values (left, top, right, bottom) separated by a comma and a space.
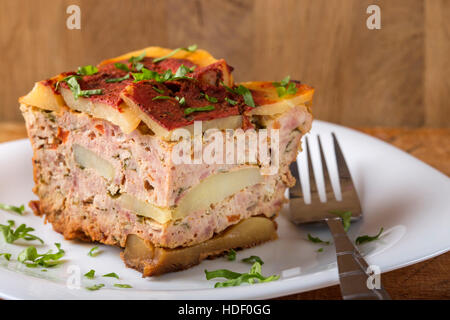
0, 0, 448, 127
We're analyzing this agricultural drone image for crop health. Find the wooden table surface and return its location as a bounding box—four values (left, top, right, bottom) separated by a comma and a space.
0, 123, 449, 299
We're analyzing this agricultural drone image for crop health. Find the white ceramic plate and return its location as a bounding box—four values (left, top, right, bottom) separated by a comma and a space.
0, 120, 449, 300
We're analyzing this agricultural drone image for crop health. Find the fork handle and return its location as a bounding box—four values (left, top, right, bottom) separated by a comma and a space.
326, 218, 391, 300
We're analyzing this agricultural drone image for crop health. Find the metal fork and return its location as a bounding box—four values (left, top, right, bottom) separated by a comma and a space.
288, 133, 390, 300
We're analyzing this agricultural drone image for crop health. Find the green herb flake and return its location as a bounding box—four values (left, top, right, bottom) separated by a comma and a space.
355, 228, 384, 245
175, 96, 186, 106
152, 95, 172, 101
152, 86, 165, 94
307, 233, 330, 245
18, 243, 65, 268
63, 75, 103, 100
241, 255, 264, 265
77, 65, 99, 76
105, 74, 130, 83
273, 75, 298, 98
184, 105, 215, 115
0, 253, 11, 261
103, 272, 119, 279
114, 63, 130, 72
205, 261, 279, 288
202, 93, 218, 103
114, 283, 132, 288
84, 269, 96, 279
0, 202, 25, 215
0, 220, 44, 244
317, 248, 324, 253
225, 97, 238, 105
88, 246, 101, 257
236, 85, 255, 108
227, 249, 236, 261
152, 45, 198, 63
330, 210, 353, 232
85, 283, 104, 291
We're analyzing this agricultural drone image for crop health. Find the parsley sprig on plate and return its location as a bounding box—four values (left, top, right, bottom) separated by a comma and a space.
0, 220, 44, 244
205, 261, 279, 288
18, 243, 65, 268
356, 228, 384, 245
0, 202, 25, 215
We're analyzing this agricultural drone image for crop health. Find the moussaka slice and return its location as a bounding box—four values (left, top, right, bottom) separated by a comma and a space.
19, 46, 313, 276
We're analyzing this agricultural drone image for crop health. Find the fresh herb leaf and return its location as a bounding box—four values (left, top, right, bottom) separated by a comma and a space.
152, 95, 172, 101
202, 93, 218, 103
205, 261, 279, 288
355, 228, 384, 245
174, 64, 195, 79
84, 269, 96, 279
225, 97, 237, 105
273, 75, 298, 97
175, 96, 186, 106
114, 63, 130, 72
103, 272, 119, 279
227, 249, 236, 261
330, 210, 353, 232
128, 51, 146, 64
63, 75, 103, 100
221, 82, 236, 94
88, 246, 101, 257
152, 45, 198, 63
152, 86, 165, 94
131, 68, 159, 82
0, 253, 11, 261
18, 243, 65, 268
77, 65, 98, 76
114, 283, 132, 288
85, 284, 104, 291
241, 255, 264, 265
105, 74, 130, 83
307, 234, 330, 245
236, 85, 255, 108
317, 248, 324, 252
0, 220, 44, 244
184, 105, 215, 115
0, 202, 25, 215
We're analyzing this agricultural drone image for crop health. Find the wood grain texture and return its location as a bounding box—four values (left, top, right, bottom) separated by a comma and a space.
0, 0, 448, 127
1, 123, 449, 299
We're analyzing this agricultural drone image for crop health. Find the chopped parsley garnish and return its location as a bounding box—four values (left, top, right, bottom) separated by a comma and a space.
103, 272, 119, 279
114, 63, 130, 72
85, 284, 104, 291
63, 75, 103, 100
132, 65, 194, 83
77, 65, 99, 76
317, 248, 324, 252
202, 93, 218, 103
235, 85, 255, 108
227, 249, 236, 261
88, 246, 101, 257
205, 261, 279, 288
0, 202, 25, 215
355, 228, 384, 245
152, 86, 165, 94
225, 97, 237, 105
152, 95, 172, 101
241, 255, 264, 265
152, 45, 198, 63
307, 233, 331, 245
174, 64, 196, 78
84, 269, 96, 279
175, 96, 186, 106
184, 105, 215, 115
273, 76, 297, 97
114, 283, 132, 288
0, 253, 11, 261
128, 51, 146, 71
330, 210, 352, 232
0, 220, 44, 244
105, 74, 130, 83
18, 243, 65, 268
